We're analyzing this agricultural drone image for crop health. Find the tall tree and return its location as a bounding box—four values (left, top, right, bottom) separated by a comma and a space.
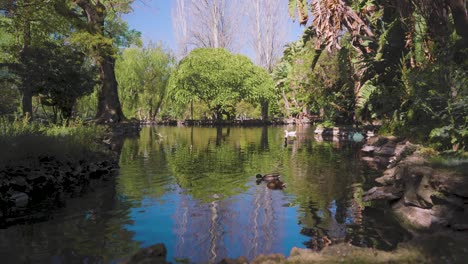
246, 0, 288, 73
172, 0, 190, 59
244, 0, 289, 120
172, 0, 240, 54
55, 0, 137, 123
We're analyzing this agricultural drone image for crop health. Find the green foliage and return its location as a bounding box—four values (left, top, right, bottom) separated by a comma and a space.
116, 43, 175, 121
167, 48, 275, 121
75, 89, 99, 119
69, 31, 116, 57
355, 80, 377, 119
383, 48, 468, 152
317, 120, 335, 128
0, 115, 108, 164
17, 41, 97, 122
104, 12, 142, 48
273, 37, 355, 123
0, 114, 38, 137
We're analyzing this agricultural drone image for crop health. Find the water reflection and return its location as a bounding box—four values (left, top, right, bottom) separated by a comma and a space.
0, 179, 139, 263
0, 126, 410, 263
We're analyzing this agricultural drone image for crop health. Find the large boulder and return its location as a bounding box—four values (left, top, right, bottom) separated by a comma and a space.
365, 146, 468, 231
363, 186, 403, 202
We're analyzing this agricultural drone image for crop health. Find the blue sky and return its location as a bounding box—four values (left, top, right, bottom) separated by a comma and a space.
123, 1, 304, 58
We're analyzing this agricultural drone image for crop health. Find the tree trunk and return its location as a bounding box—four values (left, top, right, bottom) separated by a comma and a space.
260, 100, 269, 121
95, 55, 125, 122
447, 0, 468, 47
20, 9, 32, 120
72, 0, 125, 123
21, 88, 32, 120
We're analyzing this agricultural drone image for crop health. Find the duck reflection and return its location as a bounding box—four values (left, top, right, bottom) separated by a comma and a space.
255, 173, 286, 190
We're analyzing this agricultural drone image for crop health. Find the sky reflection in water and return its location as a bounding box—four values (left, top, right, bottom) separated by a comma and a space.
117, 126, 409, 263
0, 126, 411, 263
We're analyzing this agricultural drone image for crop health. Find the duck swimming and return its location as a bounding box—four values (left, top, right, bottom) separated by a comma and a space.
284, 130, 297, 138
267, 179, 287, 190
256, 173, 281, 182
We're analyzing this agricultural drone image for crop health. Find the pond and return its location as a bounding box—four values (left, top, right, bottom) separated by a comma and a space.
0, 126, 411, 263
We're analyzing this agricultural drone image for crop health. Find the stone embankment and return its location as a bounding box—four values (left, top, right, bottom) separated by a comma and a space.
0, 154, 118, 227
361, 136, 468, 231
0, 121, 140, 227
123, 243, 424, 264
123, 134, 468, 264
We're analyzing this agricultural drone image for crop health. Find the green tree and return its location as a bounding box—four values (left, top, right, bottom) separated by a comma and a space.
285, 0, 468, 151
19, 42, 96, 122
116, 44, 175, 121
0, 0, 69, 119
167, 48, 275, 121
54, 0, 140, 123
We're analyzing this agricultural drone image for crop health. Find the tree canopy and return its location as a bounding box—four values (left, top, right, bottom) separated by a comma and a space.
116, 43, 175, 121
167, 48, 275, 121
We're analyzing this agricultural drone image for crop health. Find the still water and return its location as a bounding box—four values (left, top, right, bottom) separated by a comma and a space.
0, 126, 411, 263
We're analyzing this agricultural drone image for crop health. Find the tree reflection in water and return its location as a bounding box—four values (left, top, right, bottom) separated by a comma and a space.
0, 126, 411, 263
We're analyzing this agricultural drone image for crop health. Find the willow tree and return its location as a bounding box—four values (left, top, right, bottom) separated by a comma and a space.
168, 48, 275, 121
116, 44, 175, 121
55, 0, 138, 123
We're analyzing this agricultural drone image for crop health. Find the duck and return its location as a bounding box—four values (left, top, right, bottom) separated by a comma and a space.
256, 173, 281, 182
267, 179, 287, 190
284, 130, 297, 137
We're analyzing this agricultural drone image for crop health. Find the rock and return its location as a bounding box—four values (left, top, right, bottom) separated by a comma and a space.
374, 143, 397, 156
10, 176, 27, 189
414, 175, 435, 208
124, 243, 168, 264
403, 173, 433, 209
393, 200, 433, 229
27, 173, 47, 184
251, 253, 286, 264
375, 167, 398, 185
290, 247, 314, 257
361, 145, 376, 153
11, 192, 28, 208
431, 193, 464, 209
88, 163, 99, 173
430, 205, 454, 226
432, 170, 468, 198
332, 127, 340, 136
218, 256, 248, 264
452, 224, 468, 231
363, 186, 403, 202
367, 136, 388, 146
314, 127, 324, 134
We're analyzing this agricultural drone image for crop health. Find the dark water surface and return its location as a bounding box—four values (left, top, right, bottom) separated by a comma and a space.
0, 126, 411, 263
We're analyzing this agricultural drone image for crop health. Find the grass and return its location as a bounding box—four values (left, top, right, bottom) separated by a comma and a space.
0, 116, 109, 166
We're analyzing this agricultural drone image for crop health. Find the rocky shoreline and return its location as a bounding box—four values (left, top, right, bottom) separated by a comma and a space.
124, 232, 468, 264
360, 136, 468, 231
0, 122, 140, 228
122, 133, 468, 264
0, 154, 119, 227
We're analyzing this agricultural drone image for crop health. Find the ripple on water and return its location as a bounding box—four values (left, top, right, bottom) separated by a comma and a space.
0, 126, 413, 263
